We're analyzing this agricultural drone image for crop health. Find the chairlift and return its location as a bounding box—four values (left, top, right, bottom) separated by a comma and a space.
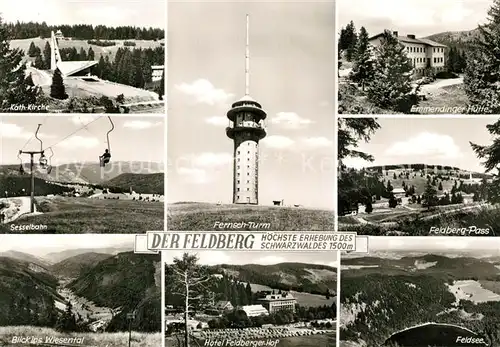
18, 150, 25, 174
35, 124, 49, 170
99, 116, 114, 167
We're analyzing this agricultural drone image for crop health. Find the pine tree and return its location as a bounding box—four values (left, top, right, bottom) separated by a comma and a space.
422, 181, 438, 210
344, 21, 358, 61
28, 41, 37, 57
350, 26, 374, 90
43, 41, 51, 69
34, 53, 44, 69
366, 30, 417, 113
464, 0, 500, 113
0, 16, 41, 108
157, 70, 165, 100
50, 68, 67, 99
88, 47, 95, 60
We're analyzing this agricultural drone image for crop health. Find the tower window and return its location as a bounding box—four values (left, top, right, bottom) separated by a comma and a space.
247, 158, 250, 161
247, 173, 250, 176
247, 151, 250, 154
246, 180, 249, 183
237, 188, 240, 192
238, 158, 240, 162
247, 165, 250, 169
237, 151, 240, 154
238, 180, 240, 184
237, 173, 240, 177
247, 188, 249, 191
237, 165, 240, 169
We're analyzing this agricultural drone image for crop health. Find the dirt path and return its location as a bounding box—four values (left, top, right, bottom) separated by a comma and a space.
420, 77, 463, 96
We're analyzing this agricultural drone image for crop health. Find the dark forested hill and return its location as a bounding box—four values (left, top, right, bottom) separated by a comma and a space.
215, 262, 337, 295
50, 252, 113, 278
68, 251, 161, 332
0, 257, 61, 326
341, 255, 500, 346
105, 173, 164, 195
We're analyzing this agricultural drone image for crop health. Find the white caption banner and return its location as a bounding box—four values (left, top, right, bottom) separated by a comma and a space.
134, 231, 361, 253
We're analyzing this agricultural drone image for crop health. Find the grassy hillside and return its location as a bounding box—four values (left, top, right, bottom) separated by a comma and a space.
106, 173, 164, 195
341, 255, 500, 345
11, 37, 163, 62
50, 252, 113, 278
216, 262, 337, 295
0, 257, 61, 326
167, 203, 335, 231
4, 196, 164, 233
68, 252, 161, 332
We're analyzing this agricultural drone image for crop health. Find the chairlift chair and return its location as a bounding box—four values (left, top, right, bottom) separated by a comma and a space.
99, 116, 114, 167
18, 150, 25, 174
35, 124, 50, 171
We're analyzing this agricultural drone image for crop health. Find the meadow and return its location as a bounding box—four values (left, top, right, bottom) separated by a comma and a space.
0, 326, 161, 347
167, 203, 335, 231
2, 196, 164, 233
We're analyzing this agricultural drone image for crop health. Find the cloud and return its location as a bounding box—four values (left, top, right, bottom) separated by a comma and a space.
0, 123, 32, 139
270, 112, 313, 129
342, 157, 371, 169
301, 137, 333, 149
385, 132, 461, 158
340, 0, 477, 28
261, 135, 295, 149
190, 152, 233, 167
123, 120, 162, 129
175, 79, 234, 106
177, 167, 209, 184
57, 135, 99, 149
205, 116, 228, 127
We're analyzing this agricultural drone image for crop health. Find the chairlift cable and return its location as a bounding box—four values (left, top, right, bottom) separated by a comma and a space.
43, 117, 103, 151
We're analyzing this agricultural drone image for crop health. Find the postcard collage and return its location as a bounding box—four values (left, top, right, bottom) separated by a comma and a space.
1, 0, 500, 346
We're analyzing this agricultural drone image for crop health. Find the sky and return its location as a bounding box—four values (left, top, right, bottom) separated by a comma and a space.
342, 117, 499, 174
344, 236, 500, 259
0, 115, 164, 165
0, 234, 134, 257
337, 0, 491, 38
164, 250, 338, 268
167, 1, 335, 209
0, 0, 165, 28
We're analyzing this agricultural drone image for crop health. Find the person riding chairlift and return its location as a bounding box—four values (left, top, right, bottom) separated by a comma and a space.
99, 149, 111, 167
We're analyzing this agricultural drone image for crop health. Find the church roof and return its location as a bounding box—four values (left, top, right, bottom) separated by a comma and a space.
57, 61, 98, 77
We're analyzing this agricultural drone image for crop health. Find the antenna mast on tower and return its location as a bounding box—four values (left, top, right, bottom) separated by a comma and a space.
245, 14, 250, 96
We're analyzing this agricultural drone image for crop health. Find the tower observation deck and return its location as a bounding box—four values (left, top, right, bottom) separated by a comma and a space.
226, 14, 267, 205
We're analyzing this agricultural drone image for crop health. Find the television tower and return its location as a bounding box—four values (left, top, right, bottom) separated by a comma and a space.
226, 14, 267, 204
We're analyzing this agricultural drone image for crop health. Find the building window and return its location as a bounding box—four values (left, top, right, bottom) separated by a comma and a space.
237, 165, 240, 169
237, 158, 240, 162
247, 158, 250, 161
237, 188, 240, 192
247, 151, 250, 154
247, 165, 250, 168
247, 173, 250, 176
237, 151, 240, 154
247, 180, 249, 183
237, 180, 240, 184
